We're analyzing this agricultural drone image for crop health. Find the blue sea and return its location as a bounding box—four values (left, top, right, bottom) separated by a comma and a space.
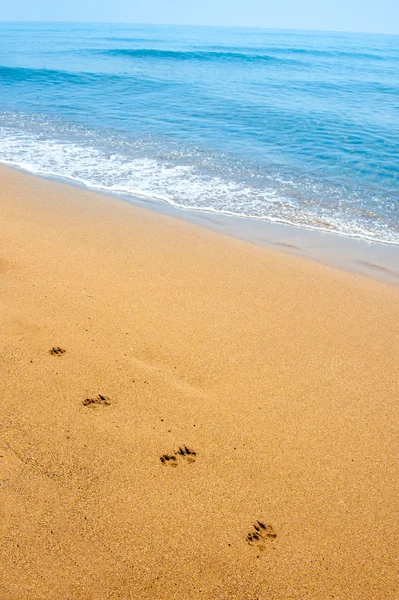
0, 23, 398, 244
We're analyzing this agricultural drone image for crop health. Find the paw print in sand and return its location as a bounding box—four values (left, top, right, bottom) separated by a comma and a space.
160, 446, 197, 467
246, 521, 277, 546
49, 347, 66, 356
83, 394, 111, 407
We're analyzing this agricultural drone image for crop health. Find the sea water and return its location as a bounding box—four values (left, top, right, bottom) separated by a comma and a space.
0, 23, 398, 244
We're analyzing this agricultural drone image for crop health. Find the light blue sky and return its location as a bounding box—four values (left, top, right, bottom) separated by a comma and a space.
0, 0, 398, 35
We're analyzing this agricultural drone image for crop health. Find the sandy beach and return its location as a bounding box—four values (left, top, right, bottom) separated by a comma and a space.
0, 164, 398, 599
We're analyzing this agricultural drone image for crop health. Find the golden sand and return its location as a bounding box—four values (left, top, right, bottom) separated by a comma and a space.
0, 165, 398, 599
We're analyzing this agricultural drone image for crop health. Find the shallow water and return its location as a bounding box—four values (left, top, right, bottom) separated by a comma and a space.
0, 23, 398, 244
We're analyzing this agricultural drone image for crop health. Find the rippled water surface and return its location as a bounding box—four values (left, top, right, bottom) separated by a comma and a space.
0, 23, 398, 243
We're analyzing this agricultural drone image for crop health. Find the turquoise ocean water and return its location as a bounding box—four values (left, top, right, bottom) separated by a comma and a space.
0, 23, 398, 244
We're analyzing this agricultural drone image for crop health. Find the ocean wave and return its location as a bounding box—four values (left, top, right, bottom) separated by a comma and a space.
0, 64, 176, 91
0, 64, 105, 85
99, 46, 395, 64
1, 25, 398, 249
0, 124, 397, 246
101, 48, 300, 65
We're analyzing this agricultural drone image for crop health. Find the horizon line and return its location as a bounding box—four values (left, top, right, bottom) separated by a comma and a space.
0, 19, 398, 37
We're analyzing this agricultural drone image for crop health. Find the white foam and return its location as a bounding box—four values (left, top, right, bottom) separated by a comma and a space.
1, 124, 398, 246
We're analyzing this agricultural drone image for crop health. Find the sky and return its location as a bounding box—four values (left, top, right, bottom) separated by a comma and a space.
0, 0, 398, 35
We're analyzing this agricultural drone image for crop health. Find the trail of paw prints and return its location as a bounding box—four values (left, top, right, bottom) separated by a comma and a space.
246, 521, 277, 547
82, 394, 111, 407
160, 446, 197, 467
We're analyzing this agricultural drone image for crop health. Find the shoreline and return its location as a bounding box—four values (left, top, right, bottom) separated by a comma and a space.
121, 189, 399, 286
2, 162, 399, 285
1, 164, 399, 599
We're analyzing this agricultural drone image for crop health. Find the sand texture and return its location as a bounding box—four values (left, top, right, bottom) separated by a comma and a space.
0, 165, 398, 599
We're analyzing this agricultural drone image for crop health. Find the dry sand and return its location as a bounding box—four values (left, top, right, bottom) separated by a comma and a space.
0, 164, 398, 599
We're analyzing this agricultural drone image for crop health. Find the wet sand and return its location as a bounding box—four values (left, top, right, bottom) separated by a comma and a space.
119, 190, 399, 286
1, 164, 398, 599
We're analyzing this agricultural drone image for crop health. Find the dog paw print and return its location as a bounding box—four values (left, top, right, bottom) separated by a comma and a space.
160, 454, 178, 467
246, 521, 277, 546
49, 347, 66, 356
160, 446, 197, 466
82, 394, 111, 407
